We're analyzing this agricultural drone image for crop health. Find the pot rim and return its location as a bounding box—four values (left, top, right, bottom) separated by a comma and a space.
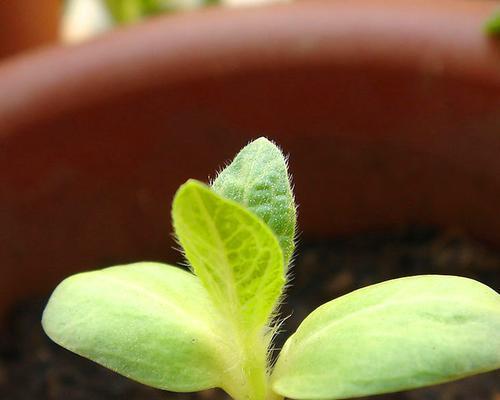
0, 0, 499, 135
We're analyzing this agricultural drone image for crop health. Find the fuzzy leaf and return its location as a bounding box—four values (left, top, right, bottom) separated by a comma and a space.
212, 137, 296, 267
172, 179, 285, 330
272, 275, 500, 399
42, 262, 227, 392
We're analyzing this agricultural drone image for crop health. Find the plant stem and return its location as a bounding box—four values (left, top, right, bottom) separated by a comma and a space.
265, 389, 284, 400
222, 325, 279, 400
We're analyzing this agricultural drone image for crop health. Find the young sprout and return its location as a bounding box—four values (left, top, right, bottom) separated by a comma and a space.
42, 138, 500, 400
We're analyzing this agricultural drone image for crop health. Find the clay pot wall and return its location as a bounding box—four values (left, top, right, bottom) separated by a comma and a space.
0, 0, 499, 318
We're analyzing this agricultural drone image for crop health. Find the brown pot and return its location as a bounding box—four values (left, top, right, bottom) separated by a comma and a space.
0, 0, 60, 60
0, 0, 499, 318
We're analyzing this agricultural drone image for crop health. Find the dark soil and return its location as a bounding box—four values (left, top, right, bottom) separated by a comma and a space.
1, 226, 499, 400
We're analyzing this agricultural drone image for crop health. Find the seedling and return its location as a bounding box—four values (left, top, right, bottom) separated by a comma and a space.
43, 138, 500, 400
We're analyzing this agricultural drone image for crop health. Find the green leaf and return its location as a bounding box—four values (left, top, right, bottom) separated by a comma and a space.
42, 262, 227, 392
271, 275, 500, 400
485, 11, 500, 36
212, 137, 296, 268
172, 179, 285, 330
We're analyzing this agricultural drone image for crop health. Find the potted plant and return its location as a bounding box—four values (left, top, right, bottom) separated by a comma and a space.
0, 0, 499, 397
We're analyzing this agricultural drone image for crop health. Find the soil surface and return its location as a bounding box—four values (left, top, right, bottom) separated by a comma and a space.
1, 226, 499, 400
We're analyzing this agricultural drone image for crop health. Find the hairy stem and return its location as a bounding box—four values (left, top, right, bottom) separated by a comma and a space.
222, 324, 281, 400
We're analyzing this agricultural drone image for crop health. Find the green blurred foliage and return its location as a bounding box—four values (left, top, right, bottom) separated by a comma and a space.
104, 0, 218, 24
485, 11, 500, 36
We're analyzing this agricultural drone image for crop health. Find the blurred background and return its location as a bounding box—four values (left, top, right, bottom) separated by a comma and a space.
0, 0, 288, 59
0, 1, 499, 399
1, 1, 500, 58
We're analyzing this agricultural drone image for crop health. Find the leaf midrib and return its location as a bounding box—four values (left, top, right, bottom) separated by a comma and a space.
191, 187, 240, 318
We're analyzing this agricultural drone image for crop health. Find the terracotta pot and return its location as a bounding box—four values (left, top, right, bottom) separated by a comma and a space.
0, 0, 60, 59
0, 0, 499, 318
